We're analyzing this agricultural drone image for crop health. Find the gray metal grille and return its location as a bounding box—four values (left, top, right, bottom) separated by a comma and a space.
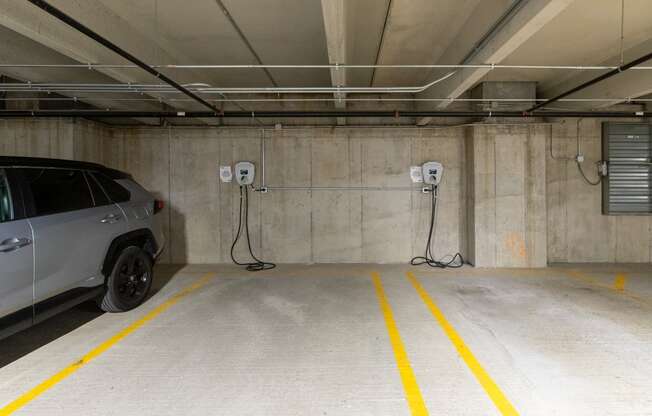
602, 122, 652, 214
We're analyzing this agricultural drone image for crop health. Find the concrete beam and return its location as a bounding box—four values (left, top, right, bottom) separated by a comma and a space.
320, 0, 347, 125
0, 0, 216, 123
0, 26, 167, 122
540, 37, 652, 109
417, 0, 574, 125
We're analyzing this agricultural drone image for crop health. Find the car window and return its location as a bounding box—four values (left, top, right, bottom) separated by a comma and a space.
0, 169, 13, 223
92, 172, 130, 203
85, 172, 111, 206
24, 168, 94, 216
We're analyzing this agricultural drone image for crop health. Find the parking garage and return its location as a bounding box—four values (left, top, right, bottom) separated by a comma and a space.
1, 1, 652, 415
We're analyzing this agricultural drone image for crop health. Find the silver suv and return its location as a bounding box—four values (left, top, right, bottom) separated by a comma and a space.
0, 157, 165, 340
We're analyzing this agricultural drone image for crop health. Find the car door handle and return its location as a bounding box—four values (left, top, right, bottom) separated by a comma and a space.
0, 237, 32, 253
100, 213, 122, 224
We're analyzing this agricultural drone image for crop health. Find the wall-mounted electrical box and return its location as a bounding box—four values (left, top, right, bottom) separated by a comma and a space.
422, 161, 443, 185
410, 166, 424, 183
235, 161, 255, 186
219, 166, 233, 183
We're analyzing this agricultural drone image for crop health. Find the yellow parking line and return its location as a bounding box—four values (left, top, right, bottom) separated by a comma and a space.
371, 272, 429, 416
613, 274, 627, 291
567, 270, 647, 305
0, 272, 215, 416
406, 272, 519, 416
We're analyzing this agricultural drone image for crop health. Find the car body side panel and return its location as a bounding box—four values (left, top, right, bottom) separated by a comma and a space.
0, 219, 34, 319
30, 204, 127, 303
0, 158, 163, 340
0, 167, 34, 337
116, 179, 165, 258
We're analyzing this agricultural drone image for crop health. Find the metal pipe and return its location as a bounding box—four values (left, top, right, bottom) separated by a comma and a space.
529, 50, 652, 111
259, 186, 419, 191
0, 71, 455, 94
25, 0, 221, 115
3, 64, 651, 70
261, 131, 265, 188
97, 122, 559, 130
3, 97, 650, 103
0, 110, 648, 118
0, 87, 444, 93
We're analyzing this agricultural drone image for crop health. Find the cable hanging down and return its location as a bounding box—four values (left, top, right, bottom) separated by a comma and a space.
410, 184, 465, 269
230, 185, 276, 272
577, 160, 603, 186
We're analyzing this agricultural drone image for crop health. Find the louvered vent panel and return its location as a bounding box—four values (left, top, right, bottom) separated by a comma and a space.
602, 123, 652, 215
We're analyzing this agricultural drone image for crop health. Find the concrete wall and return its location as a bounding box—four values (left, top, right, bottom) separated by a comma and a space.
547, 119, 652, 263
0, 118, 110, 162
3, 117, 651, 265
0, 118, 74, 158
101, 127, 467, 264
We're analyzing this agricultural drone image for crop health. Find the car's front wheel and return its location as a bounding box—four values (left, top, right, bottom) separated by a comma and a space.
100, 246, 153, 312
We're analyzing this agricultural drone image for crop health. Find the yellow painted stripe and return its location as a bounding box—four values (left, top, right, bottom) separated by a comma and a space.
371, 272, 429, 416
567, 270, 647, 305
406, 272, 519, 416
613, 274, 627, 291
0, 272, 215, 416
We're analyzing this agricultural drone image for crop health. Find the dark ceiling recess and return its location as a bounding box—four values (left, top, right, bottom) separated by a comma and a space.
0, 110, 649, 119
25, 0, 222, 115
529, 50, 652, 112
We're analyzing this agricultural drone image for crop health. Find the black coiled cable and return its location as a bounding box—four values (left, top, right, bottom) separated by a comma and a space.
410, 184, 465, 268
230, 185, 276, 272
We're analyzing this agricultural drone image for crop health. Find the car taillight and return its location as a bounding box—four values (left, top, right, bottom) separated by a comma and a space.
153, 199, 165, 214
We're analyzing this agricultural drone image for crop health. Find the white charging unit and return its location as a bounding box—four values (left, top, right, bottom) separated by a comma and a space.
422, 161, 443, 186
235, 161, 255, 185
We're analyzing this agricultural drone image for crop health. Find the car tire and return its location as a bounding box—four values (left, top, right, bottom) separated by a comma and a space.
100, 246, 153, 313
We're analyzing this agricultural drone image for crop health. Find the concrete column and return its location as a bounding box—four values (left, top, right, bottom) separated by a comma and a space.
465, 123, 547, 267
465, 82, 547, 267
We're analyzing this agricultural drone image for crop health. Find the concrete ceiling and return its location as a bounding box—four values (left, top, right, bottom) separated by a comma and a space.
369, 0, 484, 87
0, 0, 651, 117
499, 0, 652, 90
97, 0, 332, 88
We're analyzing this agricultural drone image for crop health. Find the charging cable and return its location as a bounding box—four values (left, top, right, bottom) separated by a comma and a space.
410, 182, 465, 269
576, 159, 604, 186
230, 185, 276, 271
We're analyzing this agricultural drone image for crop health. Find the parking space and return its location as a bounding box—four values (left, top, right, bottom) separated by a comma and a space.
1, 264, 651, 415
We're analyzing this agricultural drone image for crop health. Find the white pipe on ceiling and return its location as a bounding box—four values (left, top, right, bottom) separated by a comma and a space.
0, 63, 652, 71
0, 64, 651, 70
1, 97, 650, 103
0, 71, 457, 95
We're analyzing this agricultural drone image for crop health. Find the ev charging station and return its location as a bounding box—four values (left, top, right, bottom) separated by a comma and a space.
422, 161, 443, 186
227, 161, 275, 271
411, 161, 464, 268
223, 159, 463, 271
234, 161, 255, 186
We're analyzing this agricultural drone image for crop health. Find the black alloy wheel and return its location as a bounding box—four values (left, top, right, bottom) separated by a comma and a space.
100, 246, 153, 312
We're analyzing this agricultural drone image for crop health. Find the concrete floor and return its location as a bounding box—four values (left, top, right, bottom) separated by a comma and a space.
1, 264, 651, 415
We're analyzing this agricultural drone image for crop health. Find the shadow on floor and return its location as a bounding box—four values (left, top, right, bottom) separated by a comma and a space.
0, 264, 184, 369
150, 264, 185, 296
0, 300, 103, 369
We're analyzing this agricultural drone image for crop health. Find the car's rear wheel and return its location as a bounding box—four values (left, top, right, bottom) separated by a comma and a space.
100, 246, 153, 312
